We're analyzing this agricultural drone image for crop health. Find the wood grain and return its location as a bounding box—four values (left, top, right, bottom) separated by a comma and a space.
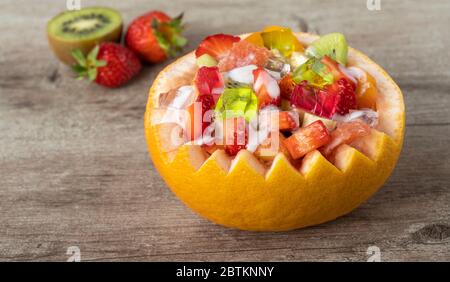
0, 0, 449, 261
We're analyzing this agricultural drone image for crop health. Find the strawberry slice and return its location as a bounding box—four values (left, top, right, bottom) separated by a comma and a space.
321, 120, 371, 157
194, 66, 224, 97
253, 68, 281, 109
195, 34, 241, 61
321, 56, 357, 113
334, 77, 356, 115
223, 117, 248, 156
283, 120, 331, 159
188, 67, 221, 141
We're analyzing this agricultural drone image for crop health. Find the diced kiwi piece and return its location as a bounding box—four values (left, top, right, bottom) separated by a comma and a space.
225, 79, 250, 89
47, 7, 123, 65
305, 33, 348, 65
196, 54, 218, 67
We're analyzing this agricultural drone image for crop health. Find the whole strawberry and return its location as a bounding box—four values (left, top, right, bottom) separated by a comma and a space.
71, 43, 142, 88
125, 11, 187, 63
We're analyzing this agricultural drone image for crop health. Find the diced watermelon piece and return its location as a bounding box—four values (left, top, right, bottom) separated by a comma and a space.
283, 120, 331, 159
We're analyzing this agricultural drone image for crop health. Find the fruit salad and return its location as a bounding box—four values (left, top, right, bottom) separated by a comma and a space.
154, 27, 380, 166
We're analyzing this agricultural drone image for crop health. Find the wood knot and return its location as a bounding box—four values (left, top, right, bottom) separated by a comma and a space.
412, 224, 450, 243
293, 15, 320, 34
297, 17, 309, 32
48, 68, 60, 83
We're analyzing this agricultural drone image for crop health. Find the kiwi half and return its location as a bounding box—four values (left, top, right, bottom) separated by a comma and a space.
47, 7, 123, 65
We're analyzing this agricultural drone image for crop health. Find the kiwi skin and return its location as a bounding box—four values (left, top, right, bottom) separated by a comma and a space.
47, 7, 123, 65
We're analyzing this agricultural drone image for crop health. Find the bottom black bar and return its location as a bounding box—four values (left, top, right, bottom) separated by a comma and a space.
0, 262, 447, 280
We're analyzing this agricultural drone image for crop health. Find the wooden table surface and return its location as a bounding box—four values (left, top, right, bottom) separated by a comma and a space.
1, 0, 449, 262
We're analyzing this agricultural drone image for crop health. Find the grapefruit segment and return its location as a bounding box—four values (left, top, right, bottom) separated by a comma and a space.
218, 40, 271, 72
354, 69, 378, 110
321, 120, 371, 157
